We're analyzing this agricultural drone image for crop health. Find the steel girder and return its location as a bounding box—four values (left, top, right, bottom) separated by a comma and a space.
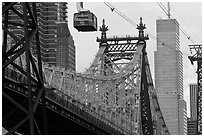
144, 52, 170, 135
140, 43, 153, 134
196, 61, 202, 135
2, 2, 46, 134
188, 44, 202, 135
43, 43, 143, 135
43, 18, 169, 135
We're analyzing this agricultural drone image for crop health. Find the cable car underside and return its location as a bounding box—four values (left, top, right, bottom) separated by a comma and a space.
74, 11, 97, 32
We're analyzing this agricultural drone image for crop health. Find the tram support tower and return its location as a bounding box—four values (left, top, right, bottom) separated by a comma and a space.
188, 44, 202, 135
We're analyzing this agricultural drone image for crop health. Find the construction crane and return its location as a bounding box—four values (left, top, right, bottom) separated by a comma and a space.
188, 44, 202, 135
73, 2, 97, 32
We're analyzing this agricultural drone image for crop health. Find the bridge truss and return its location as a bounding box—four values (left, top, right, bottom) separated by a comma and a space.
2, 2, 169, 135
2, 2, 47, 134
188, 44, 202, 135
43, 18, 169, 135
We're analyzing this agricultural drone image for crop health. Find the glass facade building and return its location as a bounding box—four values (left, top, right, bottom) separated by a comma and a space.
187, 118, 197, 135
154, 19, 187, 134
189, 84, 197, 120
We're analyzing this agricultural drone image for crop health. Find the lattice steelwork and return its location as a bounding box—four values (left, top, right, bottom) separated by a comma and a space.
43, 18, 169, 135
2, 2, 46, 134
2, 3, 169, 133
188, 44, 202, 135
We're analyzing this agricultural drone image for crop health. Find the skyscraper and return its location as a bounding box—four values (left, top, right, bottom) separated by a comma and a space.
187, 117, 197, 135
189, 84, 197, 120
56, 23, 75, 70
6, 2, 76, 70
154, 19, 187, 134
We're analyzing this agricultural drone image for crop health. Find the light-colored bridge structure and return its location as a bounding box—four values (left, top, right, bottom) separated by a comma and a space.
42, 18, 169, 134
2, 2, 169, 135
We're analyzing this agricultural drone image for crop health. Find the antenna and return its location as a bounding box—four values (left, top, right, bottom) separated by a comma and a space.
167, 2, 170, 19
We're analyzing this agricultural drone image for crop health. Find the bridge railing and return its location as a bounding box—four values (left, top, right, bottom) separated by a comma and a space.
46, 87, 132, 134
107, 34, 139, 39
4, 67, 132, 135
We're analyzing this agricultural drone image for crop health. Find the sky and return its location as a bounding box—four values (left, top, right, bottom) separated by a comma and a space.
0, 0, 202, 134
67, 1, 202, 117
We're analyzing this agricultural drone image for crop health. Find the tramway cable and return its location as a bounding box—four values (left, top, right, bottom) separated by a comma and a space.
157, 2, 197, 45
103, 2, 190, 57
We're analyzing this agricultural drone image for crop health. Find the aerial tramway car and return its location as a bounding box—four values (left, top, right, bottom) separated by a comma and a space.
73, 2, 97, 32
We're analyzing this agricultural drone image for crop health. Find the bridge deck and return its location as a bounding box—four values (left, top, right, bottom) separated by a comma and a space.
3, 71, 129, 134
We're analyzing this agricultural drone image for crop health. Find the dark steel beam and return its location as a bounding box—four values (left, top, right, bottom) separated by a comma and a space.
4, 45, 24, 57
196, 61, 202, 135
11, 62, 38, 84
29, 51, 42, 84
144, 53, 170, 135
32, 2, 47, 134
26, 3, 36, 27
23, 3, 34, 134
2, 11, 8, 57
2, 46, 26, 69
34, 119, 41, 135
188, 44, 202, 135
2, 26, 25, 46
2, 2, 16, 14
2, 2, 45, 135
10, 6, 24, 20
2, 21, 25, 27
2, 91, 29, 115
33, 88, 43, 112
136, 18, 153, 135
5, 117, 29, 135
97, 36, 149, 42
97, 18, 156, 134
3, 99, 27, 123
140, 45, 153, 135
107, 43, 138, 46
2, 21, 34, 29
2, 5, 9, 81
3, 29, 35, 58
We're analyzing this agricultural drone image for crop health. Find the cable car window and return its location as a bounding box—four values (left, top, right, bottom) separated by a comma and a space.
74, 11, 97, 32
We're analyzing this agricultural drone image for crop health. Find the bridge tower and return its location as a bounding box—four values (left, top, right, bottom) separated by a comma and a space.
188, 44, 202, 135
42, 17, 169, 134
96, 17, 153, 134
2, 2, 47, 134
83, 17, 169, 134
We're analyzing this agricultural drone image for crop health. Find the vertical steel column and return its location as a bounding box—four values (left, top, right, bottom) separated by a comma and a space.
140, 44, 153, 135
32, 3, 47, 134
196, 60, 202, 134
96, 18, 155, 134
2, 2, 45, 134
98, 19, 109, 75
137, 17, 153, 134
188, 44, 202, 135
2, 3, 8, 81
23, 3, 34, 134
